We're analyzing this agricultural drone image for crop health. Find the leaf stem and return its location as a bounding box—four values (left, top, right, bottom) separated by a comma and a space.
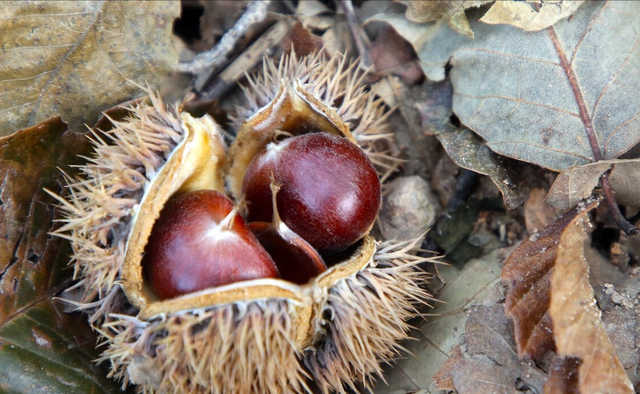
548, 27, 637, 235
601, 172, 638, 235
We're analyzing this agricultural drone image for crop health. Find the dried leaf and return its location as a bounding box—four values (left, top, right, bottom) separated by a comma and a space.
396, 0, 492, 38
481, 1, 584, 31
544, 357, 581, 394
280, 22, 324, 56
433, 292, 547, 394
369, 26, 424, 85
546, 159, 640, 210
502, 198, 598, 362
370, 2, 640, 172
436, 127, 522, 209
0, 118, 122, 393
525, 188, 561, 234
549, 209, 634, 393
0, 1, 179, 136
451, 1, 640, 171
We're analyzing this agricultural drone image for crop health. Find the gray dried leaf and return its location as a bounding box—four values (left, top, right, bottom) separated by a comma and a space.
451, 1, 640, 171
368, 2, 640, 173
436, 127, 522, 209
546, 159, 640, 210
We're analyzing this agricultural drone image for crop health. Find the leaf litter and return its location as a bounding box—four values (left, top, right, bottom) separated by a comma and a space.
3, 1, 640, 393
0, 116, 124, 393
0, 1, 179, 136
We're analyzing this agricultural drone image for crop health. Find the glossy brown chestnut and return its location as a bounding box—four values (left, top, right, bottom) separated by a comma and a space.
143, 190, 280, 300
242, 133, 381, 253
249, 182, 327, 284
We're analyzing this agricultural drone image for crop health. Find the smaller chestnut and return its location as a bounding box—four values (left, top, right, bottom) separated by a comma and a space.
243, 133, 381, 253
249, 181, 327, 285
143, 190, 279, 300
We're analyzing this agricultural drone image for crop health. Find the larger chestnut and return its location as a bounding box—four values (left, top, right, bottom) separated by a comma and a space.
143, 190, 280, 300
242, 133, 381, 253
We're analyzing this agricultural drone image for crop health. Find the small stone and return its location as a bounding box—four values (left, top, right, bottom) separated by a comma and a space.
380, 176, 441, 240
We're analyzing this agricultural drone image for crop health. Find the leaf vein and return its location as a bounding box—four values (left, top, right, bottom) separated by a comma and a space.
27, 1, 105, 127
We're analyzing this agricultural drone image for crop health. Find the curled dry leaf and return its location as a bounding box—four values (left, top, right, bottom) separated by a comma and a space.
0, 118, 122, 393
480, 1, 584, 32
546, 159, 640, 210
0, 1, 179, 136
396, 0, 492, 38
502, 198, 599, 362
549, 208, 634, 393
436, 127, 521, 210
412, 76, 521, 209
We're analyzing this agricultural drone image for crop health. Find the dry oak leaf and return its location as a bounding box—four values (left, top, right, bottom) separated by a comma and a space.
546, 159, 640, 210
548, 209, 634, 393
0, 1, 179, 136
480, 1, 584, 32
0, 117, 122, 393
395, 0, 492, 38
502, 198, 599, 362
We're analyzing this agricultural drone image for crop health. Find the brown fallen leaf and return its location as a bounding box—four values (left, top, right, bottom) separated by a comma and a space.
480, 1, 584, 31
280, 22, 324, 56
396, 0, 492, 38
369, 25, 424, 85
0, 117, 123, 392
502, 198, 599, 362
546, 159, 640, 210
0, 1, 179, 136
524, 188, 562, 234
549, 210, 634, 393
544, 357, 581, 394
433, 291, 548, 394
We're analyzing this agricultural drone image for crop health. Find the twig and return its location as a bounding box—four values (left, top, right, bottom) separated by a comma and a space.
198, 18, 294, 101
338, 0, 373, 69
601, 172, 638, 235
177, 1, 271, 74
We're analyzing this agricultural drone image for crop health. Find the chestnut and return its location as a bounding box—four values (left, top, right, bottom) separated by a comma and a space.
143, 190, 280, 300
242, 133, 381, 253
249, 181, 327, 284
